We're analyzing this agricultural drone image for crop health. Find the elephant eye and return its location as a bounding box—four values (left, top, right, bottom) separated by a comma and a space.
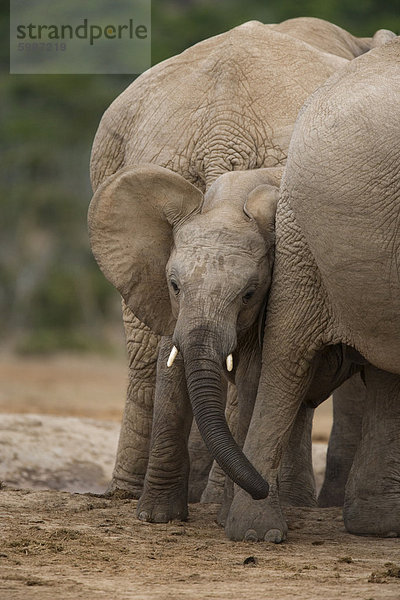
170, 280, 180, 295
242, 289, 256, 304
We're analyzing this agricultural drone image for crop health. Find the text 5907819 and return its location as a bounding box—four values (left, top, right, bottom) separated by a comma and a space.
18, 42, 66, 52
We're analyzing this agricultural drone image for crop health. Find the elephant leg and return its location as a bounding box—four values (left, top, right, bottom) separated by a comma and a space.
107, 301, 160, 498
344, 366, 400, 537
201, 460, 228, 504
201, 381, 236, 506
187, 421, 213, 502
225, 287, 326, 540
137, 336, 192, 523
222, 404, 316, 539
224, 363, 314, 542
318, 373, 364, 507
218, 342, 263, 527
279, 404, 317, 507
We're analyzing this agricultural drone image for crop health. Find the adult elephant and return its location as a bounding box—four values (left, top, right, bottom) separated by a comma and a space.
89, 17, 392, 507
225, 37, 400, 541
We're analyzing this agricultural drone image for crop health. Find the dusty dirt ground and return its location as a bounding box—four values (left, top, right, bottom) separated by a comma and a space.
1, 353, 399, 600
1, 491, 400, 600
0, 353, 128, 421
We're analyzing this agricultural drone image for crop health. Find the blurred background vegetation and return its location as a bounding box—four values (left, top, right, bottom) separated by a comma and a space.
1, 0, 399, 354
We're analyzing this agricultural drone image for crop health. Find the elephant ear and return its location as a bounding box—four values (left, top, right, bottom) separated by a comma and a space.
88, 164, 203, 335
243, 183, 279, 242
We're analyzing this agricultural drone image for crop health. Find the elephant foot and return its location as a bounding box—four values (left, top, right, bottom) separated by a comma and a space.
318, 483, 345, 508
201, 478, 225, 504
216, 497, 232, 526
344, 495, 400, 537
104, 476, 143, 499
225, 488, 287, 542
137, 487, 188, 523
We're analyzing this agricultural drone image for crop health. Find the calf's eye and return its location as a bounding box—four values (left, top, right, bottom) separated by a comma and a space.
170, 280, 180, 295
242, 290, 255, 304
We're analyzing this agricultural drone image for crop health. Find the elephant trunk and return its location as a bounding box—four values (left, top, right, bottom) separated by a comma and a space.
181, 329, 269, 500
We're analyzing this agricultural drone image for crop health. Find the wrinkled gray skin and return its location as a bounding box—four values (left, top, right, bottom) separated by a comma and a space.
90, 162, 318, 521
225, 38, 400, 541
318, 375, 364, 507
89, 18, 394, 515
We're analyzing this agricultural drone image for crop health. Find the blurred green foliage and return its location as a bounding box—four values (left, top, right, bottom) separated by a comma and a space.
1, 1, 399, 353
150, 0, 399, 65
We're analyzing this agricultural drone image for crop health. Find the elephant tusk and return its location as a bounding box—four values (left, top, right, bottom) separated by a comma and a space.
167, 345, 179, 368
226, 354, 233, 372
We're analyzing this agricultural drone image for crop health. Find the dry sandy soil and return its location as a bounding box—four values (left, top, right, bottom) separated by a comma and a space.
0, 353, 399, 600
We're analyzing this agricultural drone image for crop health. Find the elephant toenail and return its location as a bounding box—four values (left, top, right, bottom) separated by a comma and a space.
264, 528, 283, 543
138, 511, 151, 522
244, 529, 258, 542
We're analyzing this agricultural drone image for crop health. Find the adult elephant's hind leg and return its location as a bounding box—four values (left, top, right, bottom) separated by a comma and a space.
344, 366, 400, 537
318, 374, 364, 507
106, 301, 160, 498
279, 404, 317, 507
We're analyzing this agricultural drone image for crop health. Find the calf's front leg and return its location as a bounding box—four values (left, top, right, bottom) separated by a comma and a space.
137, 336, 192, 522
224, 332, 319, 542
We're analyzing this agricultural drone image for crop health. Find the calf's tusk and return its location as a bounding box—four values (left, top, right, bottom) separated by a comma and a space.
167, 345, 179, 367
226, 354, 233, 372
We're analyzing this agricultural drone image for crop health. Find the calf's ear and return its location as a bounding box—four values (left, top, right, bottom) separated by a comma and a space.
88, 164, 203, 335
244, 184, 279, 243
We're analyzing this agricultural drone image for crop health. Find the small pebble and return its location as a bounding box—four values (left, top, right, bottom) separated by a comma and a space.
243, 556, 258, 567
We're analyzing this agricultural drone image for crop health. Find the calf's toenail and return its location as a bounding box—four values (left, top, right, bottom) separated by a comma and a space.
264, 528, 283, 543
244, 529, 258, 542
138, 511, 151, 521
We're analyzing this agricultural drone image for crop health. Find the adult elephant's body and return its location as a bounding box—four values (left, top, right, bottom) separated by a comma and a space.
226, 38, 400, 541
91, 18, 361, 191
89, 18, 392, 503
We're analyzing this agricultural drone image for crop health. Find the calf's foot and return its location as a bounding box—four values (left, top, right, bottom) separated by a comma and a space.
225, 485, 287, 542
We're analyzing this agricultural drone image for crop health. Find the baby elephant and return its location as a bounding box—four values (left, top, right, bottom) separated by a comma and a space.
89, 165, 317, 523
